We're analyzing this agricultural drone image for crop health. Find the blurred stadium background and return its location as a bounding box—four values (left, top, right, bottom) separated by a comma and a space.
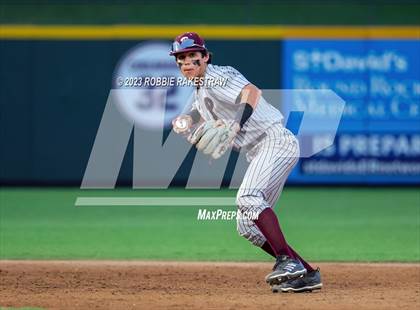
0, 0, 419, 262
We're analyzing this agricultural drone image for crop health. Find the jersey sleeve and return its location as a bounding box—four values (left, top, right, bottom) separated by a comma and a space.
206, 65, 250, 105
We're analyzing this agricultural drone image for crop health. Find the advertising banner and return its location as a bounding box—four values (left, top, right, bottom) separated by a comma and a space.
283, 40, 420, 184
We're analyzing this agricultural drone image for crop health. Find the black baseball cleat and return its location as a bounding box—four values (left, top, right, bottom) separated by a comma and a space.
272, 268, 323, 293
265, 255, 307, 285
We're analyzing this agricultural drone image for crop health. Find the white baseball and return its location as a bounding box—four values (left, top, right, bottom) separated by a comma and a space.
175, 118, 188, 130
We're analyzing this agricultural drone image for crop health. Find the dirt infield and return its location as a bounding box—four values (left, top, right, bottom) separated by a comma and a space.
0, 261, 419, 310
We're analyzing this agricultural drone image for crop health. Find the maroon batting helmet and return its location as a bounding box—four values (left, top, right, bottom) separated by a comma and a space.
169, 32, 207, 56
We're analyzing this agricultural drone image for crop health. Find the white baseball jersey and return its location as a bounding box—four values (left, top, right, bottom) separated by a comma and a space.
191, 64, 284, 149
185, 63, 299, 249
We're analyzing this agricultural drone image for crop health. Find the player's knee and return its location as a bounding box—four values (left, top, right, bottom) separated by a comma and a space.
236, 195, 245, 211
236, 220, 265, 247
236, 193, 266, 214
236, 195, 255, 213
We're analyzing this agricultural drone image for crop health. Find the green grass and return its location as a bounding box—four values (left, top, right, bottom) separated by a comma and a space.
0, 187, 419, 262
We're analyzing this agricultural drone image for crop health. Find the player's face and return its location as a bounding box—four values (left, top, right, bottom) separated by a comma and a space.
175, 51, 208, 79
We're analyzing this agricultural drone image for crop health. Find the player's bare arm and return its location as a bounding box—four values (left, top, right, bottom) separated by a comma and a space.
240, 83, 261, 110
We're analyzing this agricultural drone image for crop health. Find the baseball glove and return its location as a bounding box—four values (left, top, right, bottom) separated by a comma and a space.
188, 119, 240, 159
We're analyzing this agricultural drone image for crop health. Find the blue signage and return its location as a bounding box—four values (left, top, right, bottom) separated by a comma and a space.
283, 40, 420, 184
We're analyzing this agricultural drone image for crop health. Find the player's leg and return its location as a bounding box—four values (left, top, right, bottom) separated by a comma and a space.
237, 125, 306, 284
236, 132, 295, 258
237, 218, 315, 274
262, 165, 315, 273
257, 175, 294, 259
260, 187, 322, 293
237, 217, 266, 248
238, 199, 315, 273
237, 125, 297, 258
239, 178, 290, 259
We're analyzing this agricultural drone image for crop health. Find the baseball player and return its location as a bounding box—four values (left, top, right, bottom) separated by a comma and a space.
171, 32, 322, 293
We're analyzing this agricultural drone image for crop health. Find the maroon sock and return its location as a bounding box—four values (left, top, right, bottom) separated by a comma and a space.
261, 241, 276, 258
254, 208, 294, 258
261, 241, 315, 272
288, 245, 315, 272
